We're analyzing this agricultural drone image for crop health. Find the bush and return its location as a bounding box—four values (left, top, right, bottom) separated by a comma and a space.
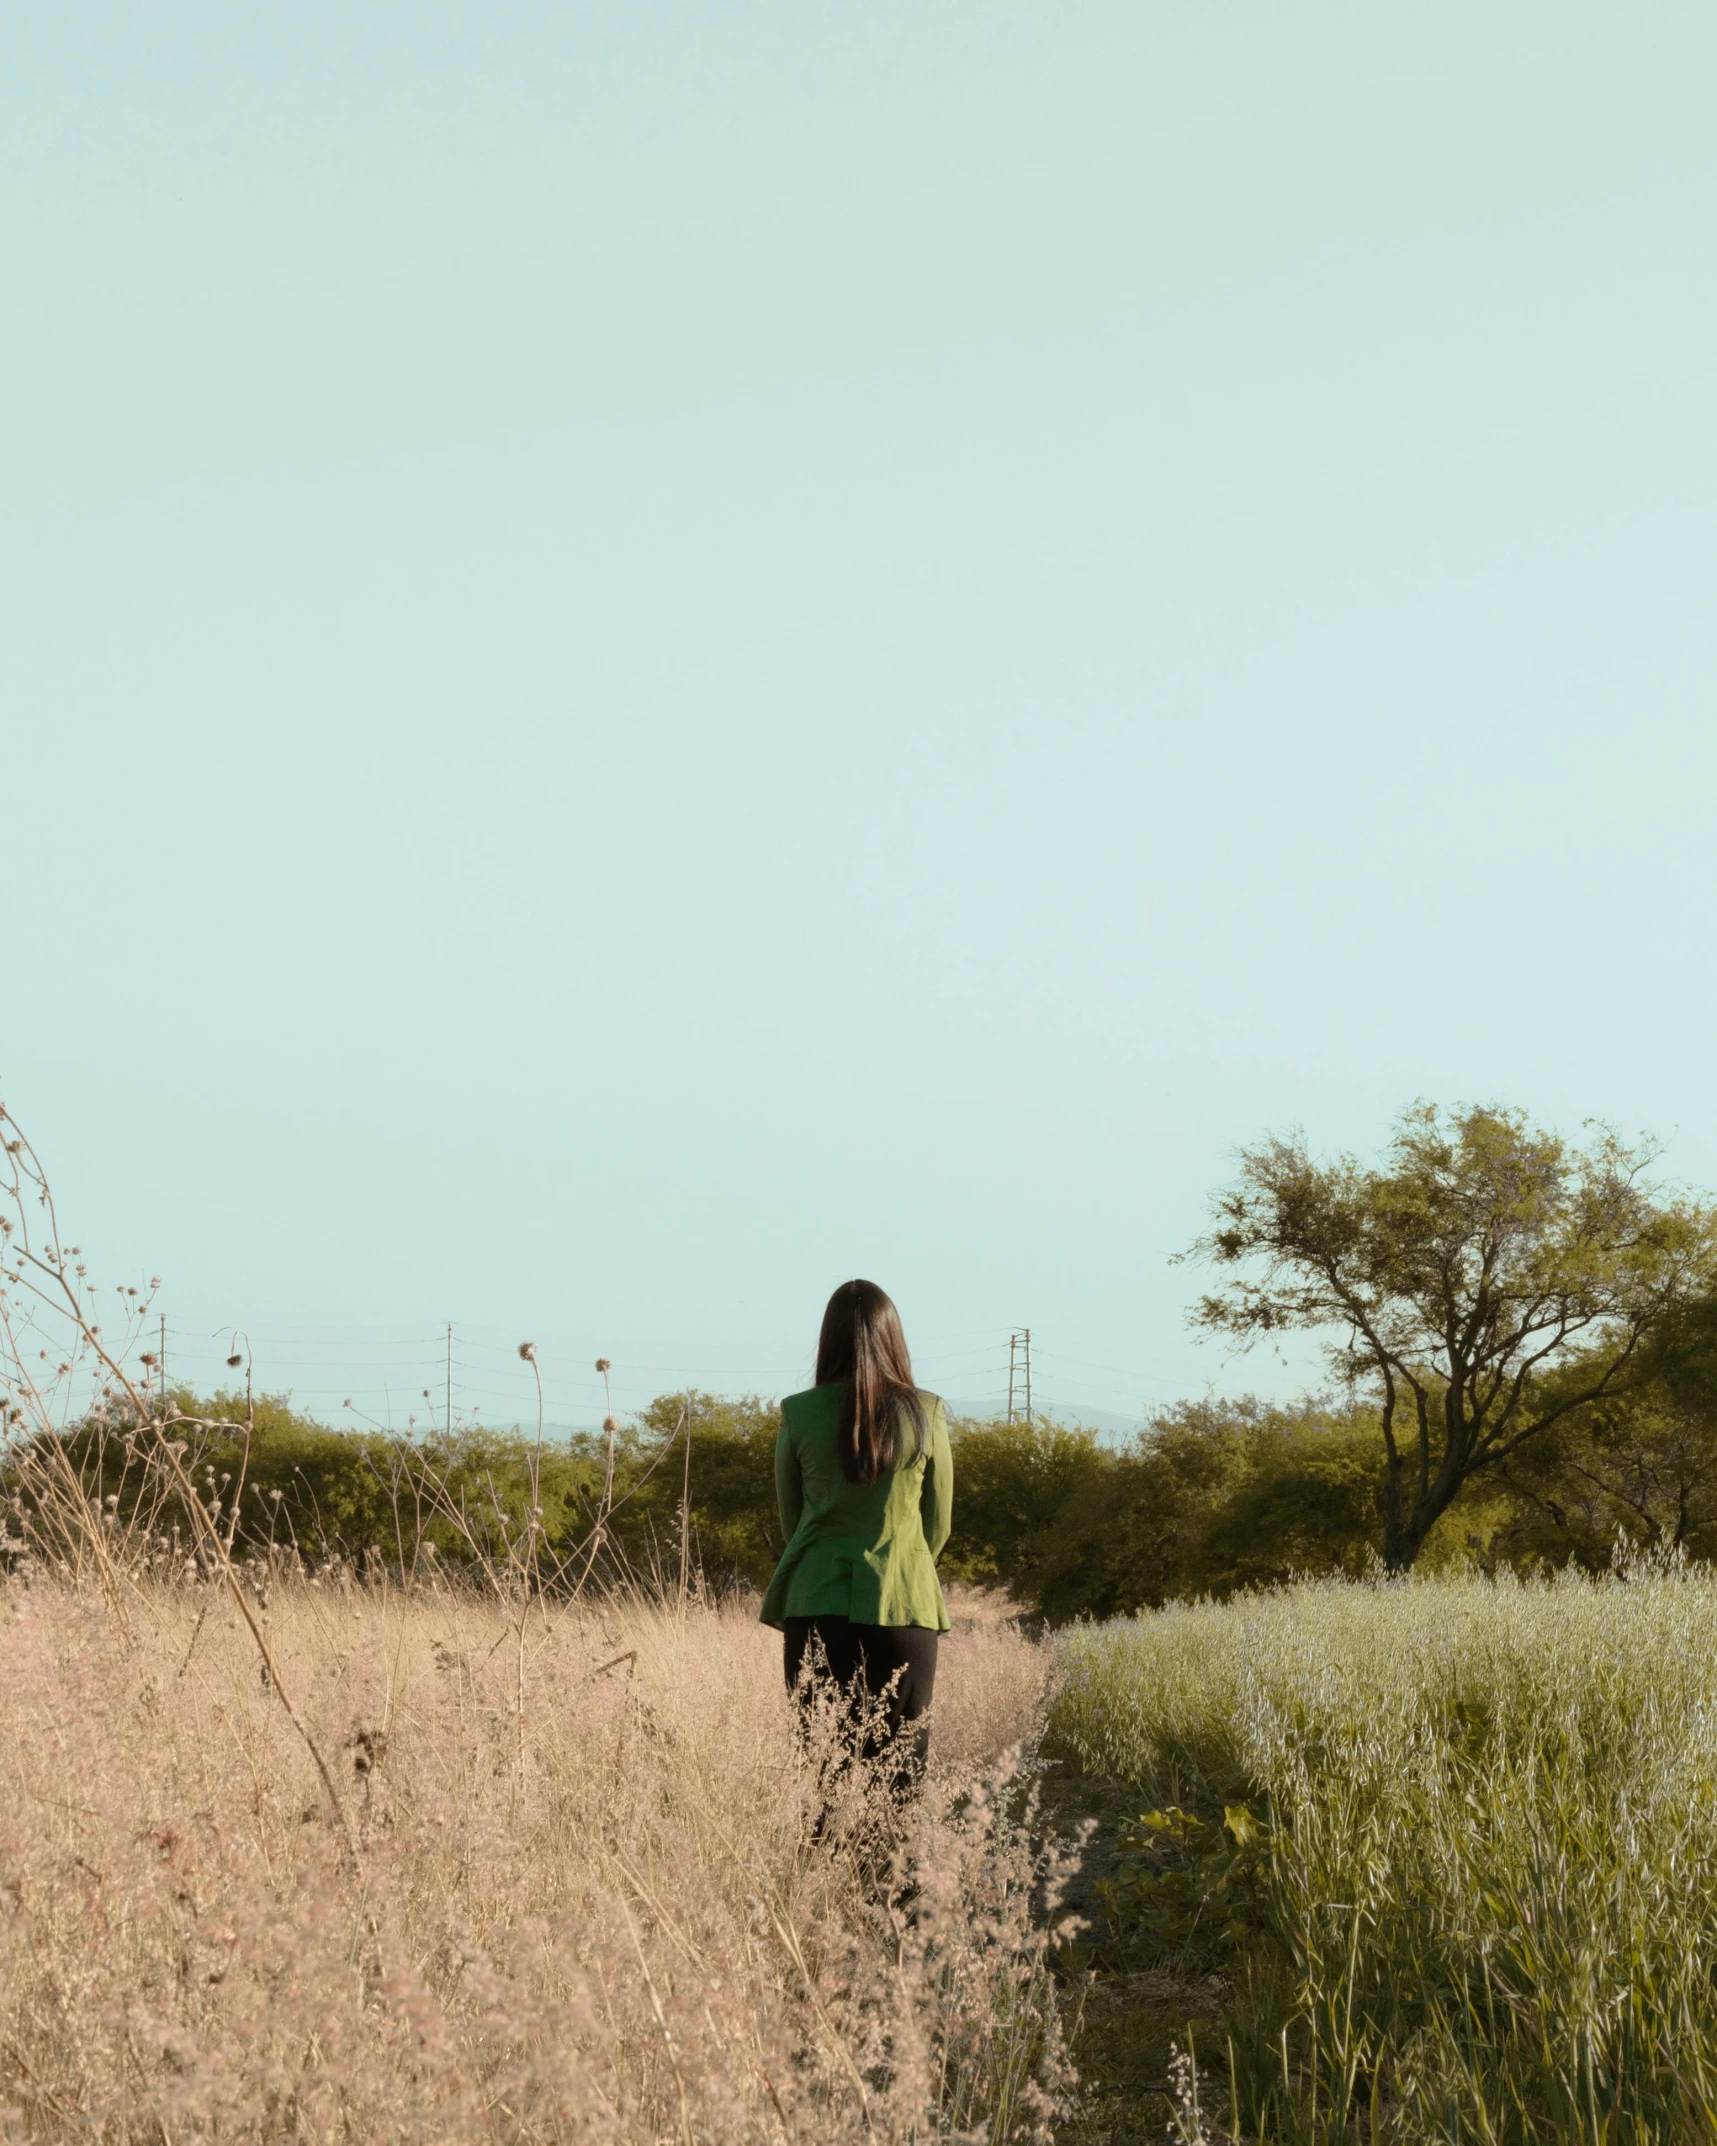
21, 1374, 1689, 1618
616, 1391, 783, 1590
942, 1415, 1113, 1591
1026, 1399, 1386, 1623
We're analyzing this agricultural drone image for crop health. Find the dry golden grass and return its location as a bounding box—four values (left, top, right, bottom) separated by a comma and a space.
0, 1574, 1072, 2144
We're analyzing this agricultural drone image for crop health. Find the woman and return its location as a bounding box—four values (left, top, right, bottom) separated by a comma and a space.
761, 1279, 953, 1801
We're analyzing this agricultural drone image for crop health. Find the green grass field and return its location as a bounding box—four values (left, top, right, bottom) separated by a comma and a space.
1050, 1559, 1717, 2142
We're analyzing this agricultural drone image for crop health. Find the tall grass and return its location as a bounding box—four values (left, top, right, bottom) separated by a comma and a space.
1055, 1561, 1717, 2141
0, 1577, 1073, 2141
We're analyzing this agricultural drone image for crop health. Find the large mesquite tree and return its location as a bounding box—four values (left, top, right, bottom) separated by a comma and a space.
1188, 1104, 1717, 1571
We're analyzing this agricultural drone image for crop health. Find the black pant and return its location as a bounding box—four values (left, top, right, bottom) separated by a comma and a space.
782, 1615, 939, 1802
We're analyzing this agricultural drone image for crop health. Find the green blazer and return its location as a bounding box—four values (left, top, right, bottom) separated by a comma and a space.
759, 1383, 953, 1632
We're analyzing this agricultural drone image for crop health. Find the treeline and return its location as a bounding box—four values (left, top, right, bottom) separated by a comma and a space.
18, 1363, 1717, 1619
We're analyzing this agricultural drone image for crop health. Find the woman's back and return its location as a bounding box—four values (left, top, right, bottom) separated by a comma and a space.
760, 1380, 953, 1631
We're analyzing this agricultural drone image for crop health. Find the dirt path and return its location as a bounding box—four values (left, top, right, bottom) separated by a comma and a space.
1038, 1759, 1232, 2144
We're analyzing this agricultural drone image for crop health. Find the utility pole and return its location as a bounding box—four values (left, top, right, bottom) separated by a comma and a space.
445, 1322, 452, 1436
1007, 1329, 1032, 1424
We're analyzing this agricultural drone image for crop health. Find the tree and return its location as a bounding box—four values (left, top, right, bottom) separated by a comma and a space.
1490, 1383, 1717, 1568
1189, 1103, 1717, 1571
1487, 1301, 1717, 1567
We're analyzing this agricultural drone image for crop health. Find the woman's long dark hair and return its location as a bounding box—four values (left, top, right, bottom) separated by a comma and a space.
815, 1279, 926, 1486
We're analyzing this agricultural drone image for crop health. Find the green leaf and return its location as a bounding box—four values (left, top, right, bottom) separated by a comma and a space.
1223, 1802, 1261, 1848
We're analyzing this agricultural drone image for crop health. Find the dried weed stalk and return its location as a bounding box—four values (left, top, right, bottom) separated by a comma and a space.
0, 1103, 356, 1861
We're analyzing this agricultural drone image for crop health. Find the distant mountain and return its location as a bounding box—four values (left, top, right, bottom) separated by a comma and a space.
1042, 1405, 1142, 1440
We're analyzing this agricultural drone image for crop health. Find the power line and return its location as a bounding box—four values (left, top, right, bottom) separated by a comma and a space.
146, 1314, 1179, 1432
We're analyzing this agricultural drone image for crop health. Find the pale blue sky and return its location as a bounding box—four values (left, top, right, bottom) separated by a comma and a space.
5, 3, 1715, 1431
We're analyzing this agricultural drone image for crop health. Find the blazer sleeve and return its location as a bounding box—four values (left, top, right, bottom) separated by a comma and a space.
774, 1413, 804, 1542
920, 1400, 953, 1560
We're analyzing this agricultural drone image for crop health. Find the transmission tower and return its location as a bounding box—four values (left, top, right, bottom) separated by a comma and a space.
1006, 1328, 1032, 1424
